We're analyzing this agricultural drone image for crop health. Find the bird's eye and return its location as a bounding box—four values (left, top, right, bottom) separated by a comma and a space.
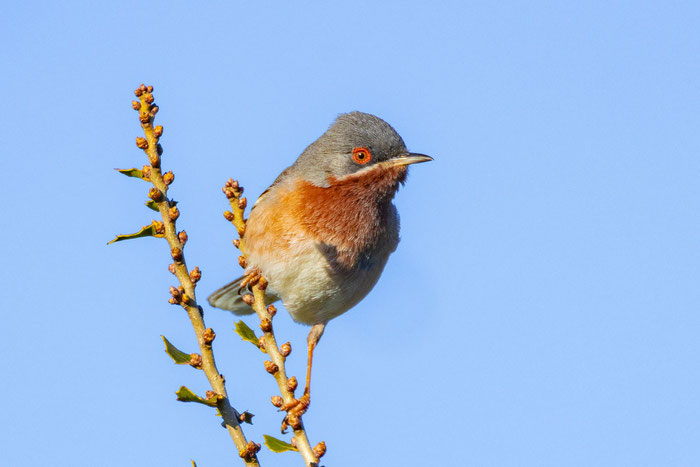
352, 147, 372, 165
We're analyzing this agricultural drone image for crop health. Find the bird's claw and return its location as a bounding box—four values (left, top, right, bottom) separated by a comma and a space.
279, 393, 310, 414
238, 272, 261, 294
279, 394, 310, 433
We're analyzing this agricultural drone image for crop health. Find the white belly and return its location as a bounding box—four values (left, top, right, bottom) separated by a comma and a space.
249, 239, 393, 325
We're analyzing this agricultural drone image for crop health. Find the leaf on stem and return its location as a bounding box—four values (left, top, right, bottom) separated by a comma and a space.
107, 222, 161, 244
175, 386, 219, 407
115, 168, 148, 179
145, 200, 159, 211
240, 411, 255, 425
263, 435, 297, 453
234, 320, 260, 348
162, 336, 191, 364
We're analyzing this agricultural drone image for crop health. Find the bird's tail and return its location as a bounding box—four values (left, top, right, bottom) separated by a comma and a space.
207, 276, 279, 315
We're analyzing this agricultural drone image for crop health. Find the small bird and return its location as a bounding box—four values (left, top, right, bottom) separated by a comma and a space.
209, 111, 431, 405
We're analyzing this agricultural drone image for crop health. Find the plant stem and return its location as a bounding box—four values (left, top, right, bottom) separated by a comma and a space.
134, 84, 260, 466
225, 182, 320, 467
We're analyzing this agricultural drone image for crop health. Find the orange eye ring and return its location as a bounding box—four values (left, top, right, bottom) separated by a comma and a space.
352, 147, 372, 165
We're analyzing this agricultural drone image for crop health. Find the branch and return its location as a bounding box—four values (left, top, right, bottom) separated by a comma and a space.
128, 84, 260, 465
223, 181, 325, 466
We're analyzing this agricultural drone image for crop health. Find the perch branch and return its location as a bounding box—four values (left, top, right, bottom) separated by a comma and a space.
223, 181, 324, 466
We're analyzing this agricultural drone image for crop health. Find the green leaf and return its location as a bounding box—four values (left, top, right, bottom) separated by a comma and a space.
263, 435, 297, 453
175, 386, 219, 407
234, 320, 260, 348
240, 411, 254, 425
115, 167, 147, 179
162, 336, 191, 364
107, 223, 159, 244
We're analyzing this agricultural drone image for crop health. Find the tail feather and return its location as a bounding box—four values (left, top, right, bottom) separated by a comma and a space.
208, 276, 279, 315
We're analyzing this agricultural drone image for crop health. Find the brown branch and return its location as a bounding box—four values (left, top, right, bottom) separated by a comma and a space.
132, 84, 260, 466
223, 181, 323, 467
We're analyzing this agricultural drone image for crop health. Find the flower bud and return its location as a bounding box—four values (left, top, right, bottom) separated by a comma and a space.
264, 360, 279, 374
280, 342, 291, 357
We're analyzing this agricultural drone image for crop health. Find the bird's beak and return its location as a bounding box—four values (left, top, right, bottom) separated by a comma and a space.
386, 153, 434, 167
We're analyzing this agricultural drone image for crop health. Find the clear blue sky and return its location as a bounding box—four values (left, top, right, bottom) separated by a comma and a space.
1, 1, 698, 466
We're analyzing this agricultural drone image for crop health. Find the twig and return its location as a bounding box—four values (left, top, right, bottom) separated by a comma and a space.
223, 181, 324, 466
132, 84, 260, 465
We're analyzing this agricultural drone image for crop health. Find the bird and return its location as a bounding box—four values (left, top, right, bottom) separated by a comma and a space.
208, 111, 431, 409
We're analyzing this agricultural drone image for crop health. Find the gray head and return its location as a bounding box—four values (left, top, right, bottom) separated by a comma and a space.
291, 112, 431, 186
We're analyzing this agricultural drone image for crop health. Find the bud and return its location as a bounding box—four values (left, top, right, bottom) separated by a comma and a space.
189, 266, 201, 284
259, 318, 272, 333
280, 342, 291, 357
232, 238, 240, 249
238, 256, 247, 268
136, 137, 148, 149
264, 360, 279, 374
203, 328, 216, 345
238, 197, 247, 209
162, 171, 174, 185
154, 125, 163, 137
132, 100, 141, 110
148, 187, 162, 201
286, 376, 297, 392
171, 247, 183, 262
152, 221, 165, 236
258, 336, 266, 351
205, 390, 217, 400
223, 211, 234, 221
241, 293, 254, 306
168, 206, 180, 221
271, 395, 283, 408
189, 353, 203, 369
257, 276, 269, 291
142, 165, 151, 180
178, 230, 188, 245
169, 286, 182, 304
313, 441, 327, 459
168, 263, 176, 274
267, 304, 277, 317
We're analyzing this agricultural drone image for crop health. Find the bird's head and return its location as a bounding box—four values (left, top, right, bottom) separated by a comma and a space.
293, 111, 432, 187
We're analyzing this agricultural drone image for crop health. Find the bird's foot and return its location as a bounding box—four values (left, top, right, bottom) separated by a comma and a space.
279, 393, 310, 433
238, 271, 261, 294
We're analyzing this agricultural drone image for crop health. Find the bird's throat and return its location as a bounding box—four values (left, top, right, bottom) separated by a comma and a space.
287, 165, 406, 267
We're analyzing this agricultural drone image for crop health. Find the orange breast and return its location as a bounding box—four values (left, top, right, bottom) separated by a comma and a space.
279, 164, 407, 268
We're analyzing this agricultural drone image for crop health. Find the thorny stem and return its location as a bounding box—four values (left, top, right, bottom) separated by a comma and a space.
225, 183, 321, 467
133, 84, 260, 466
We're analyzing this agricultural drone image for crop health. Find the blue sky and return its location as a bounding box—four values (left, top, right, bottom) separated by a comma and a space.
1, 1, 699, 466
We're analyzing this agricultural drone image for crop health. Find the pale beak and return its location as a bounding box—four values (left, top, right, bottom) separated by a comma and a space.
385, 153, 434, 167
